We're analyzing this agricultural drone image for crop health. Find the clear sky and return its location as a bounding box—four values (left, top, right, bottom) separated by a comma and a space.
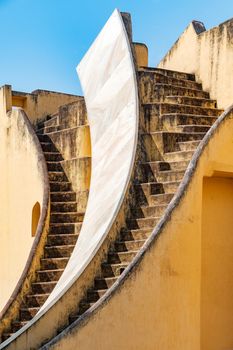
0, 0, 232, 95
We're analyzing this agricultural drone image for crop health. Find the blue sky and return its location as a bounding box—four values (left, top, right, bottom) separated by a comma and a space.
0, 0, 232, 95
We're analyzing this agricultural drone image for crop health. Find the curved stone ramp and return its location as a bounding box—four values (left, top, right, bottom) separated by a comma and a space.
0, 9, 139, 349
39, 98, 233, 350
0, 103, 50, 341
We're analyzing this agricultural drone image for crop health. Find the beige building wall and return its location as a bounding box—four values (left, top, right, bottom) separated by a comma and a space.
0, 86, 47, 311
12, 89, 81, 124
158, 18, 233, 109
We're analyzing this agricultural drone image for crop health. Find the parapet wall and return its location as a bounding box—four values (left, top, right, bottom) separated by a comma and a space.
0, 86, 49, 312
158, 18, 233, 109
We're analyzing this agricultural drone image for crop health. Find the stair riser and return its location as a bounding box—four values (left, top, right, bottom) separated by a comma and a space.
165, 96, 216, 108
178, 141, 200, 151
37, 270, 64, 282
50, 182, 72, 192
20, 309, 38, 321
163, 151, 193, 162
132, 205, 166, 218
47, 234, 78, 246
139, 71, 202, 90
140, 82, 210, 104
44, 246, 74, 258
149, 193, 174, 206
101, 264, 128, 278
86, 290, 106, 303
49, 223, 81, 234
50, 213, 83, 224
115, 240, 145, 251
41, 258, 69, 270
31, 283, 56, 294
120, 229, 151, 241
49, 173, 67, 182
94, 278, 117, 290
51, 202, 77, 213
127, 218, 159, 229
26, 294, 49, 308
108, 251, 137, 264
50, 192, 76, 202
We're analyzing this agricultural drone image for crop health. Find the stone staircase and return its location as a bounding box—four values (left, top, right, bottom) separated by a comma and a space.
51, 66, 223, 332
1, 105, 86, 342
0, 66, 223, 344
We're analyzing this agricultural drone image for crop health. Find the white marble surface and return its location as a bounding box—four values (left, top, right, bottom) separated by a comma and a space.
39, 8, 138, 311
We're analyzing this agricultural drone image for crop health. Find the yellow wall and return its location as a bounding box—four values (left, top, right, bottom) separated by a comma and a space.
44, 107, 233, 350
0, 86, 46, 311
12, 89, 81, 124
158, 19, 233, 109
201, 177, 233, 350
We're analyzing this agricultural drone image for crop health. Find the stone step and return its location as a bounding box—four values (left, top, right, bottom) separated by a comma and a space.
139, 70, 202, 90
47, 233, 79, 246
177, 124, 210, 133
20, 307, 39, 321
101, 262, 128, 277
40, 257, 69, 270
44, 152, 63, 162
140, 82, 210, 104
127, 216, 160, 229
37, 269, 64, 282
135, 181, 180, 198
142, 131, 204, 155
31, 281, 57, 294
49, 182, 72, 192
48, 172, 68, 182
40, 142, 58, 153
114, 239, 146, 252
165, 95, 217, 108
37, 134, 51, 142
49, 222, 82, 235
11, 320, 28, 333
120, 228, 151, 241
47, 162, 63, 172
178, 140, 200, 151
139, 67, 196, 81
163, 150, 194, 162
161, 113, 217, 131
107, 251, 138, 264
50, 212, 84, 224
51, 202, 78, 213
44, 126, 60, 134
44, 115, 59, 128
156, 169, 185, 182
132, 204, 167, 218
143, 103, 223, 121
94, 276, 118, 290
77, 301, 95, 315
86, 289, 106, 303
26, 293, 50, 308
144, 160, 189, 173
50, 191, 76, 203
149, 193, 174, 206
44, 245, 75, 258
1, 333, 14, 342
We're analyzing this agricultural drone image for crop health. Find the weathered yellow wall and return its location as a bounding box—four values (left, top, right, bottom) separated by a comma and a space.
46, 108, 233, 349
134, 43, 148, 67
12, 89, 81, 124
201, 177, 233, 350
158, 19, 233, 109
0, 86, 46, 311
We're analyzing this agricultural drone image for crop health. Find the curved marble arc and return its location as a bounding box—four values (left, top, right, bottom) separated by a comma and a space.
0, 8, 138, 348
40, 7, 139, 311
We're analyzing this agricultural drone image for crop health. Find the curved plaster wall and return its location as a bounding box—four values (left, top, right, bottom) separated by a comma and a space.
0, 106, 47, 311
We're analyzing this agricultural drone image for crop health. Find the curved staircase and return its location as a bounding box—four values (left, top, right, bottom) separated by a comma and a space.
1, 109, 86, 342
40, 65, 223, 348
